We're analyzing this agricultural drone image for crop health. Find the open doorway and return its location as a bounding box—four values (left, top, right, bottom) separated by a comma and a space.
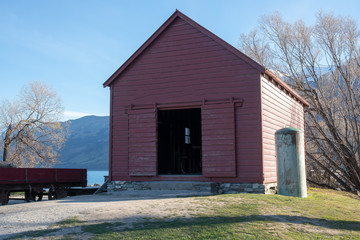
157, 108, 202, 175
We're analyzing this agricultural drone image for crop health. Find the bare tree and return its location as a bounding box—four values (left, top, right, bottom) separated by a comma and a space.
0, 81, 67, 167
239, 12, 360, 193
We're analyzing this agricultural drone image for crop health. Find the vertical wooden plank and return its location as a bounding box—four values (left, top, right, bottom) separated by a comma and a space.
128, 108, 157, 176
202, 103, 236, 177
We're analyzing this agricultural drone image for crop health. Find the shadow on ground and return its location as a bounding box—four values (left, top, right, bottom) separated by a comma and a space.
4, 214, 359, 239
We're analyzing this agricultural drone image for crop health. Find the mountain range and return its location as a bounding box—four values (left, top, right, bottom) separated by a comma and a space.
55, 115, 109, 170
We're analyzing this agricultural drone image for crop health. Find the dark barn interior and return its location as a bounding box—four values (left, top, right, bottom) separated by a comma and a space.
157, 108, 202, 175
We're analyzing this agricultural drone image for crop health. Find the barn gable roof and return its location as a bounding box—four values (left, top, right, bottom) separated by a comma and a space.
103, 10, 309, 107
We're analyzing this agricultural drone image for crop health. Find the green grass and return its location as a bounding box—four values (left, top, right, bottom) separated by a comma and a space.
82, 222, 125, 234
6, 188, 360, 240
55, 217, 85, 227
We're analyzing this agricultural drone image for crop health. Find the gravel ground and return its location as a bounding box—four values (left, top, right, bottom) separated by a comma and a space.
0, 190, 210, 239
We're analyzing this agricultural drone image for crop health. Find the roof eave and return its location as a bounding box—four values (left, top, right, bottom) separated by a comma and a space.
264, 69, 310, 107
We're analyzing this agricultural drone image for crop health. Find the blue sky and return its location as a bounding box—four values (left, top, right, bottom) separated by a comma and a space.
0, 0, 359, 120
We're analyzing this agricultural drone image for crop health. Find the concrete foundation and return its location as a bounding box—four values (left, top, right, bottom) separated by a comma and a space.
107, 181, 277, 194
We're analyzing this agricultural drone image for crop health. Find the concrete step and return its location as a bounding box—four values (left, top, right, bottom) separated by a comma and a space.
146, 181, 217, 192
111, 181, 219, 194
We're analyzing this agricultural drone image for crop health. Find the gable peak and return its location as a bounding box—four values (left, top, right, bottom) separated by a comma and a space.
103, 10, 265, 87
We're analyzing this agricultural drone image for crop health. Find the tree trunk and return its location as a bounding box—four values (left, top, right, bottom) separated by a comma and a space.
2, 124, 12, 162
3, 143, 8, 162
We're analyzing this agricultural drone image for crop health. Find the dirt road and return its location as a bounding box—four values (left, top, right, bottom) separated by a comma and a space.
0, 190, 208, 239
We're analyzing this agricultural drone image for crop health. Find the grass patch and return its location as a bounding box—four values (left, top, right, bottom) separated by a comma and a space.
55, 217, 85, 227
84, 216, 359, 240
87, 188, 360, 239
6, 188, 360, 239
82, 222, 125, 234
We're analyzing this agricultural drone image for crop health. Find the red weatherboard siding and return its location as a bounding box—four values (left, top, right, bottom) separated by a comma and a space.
106, 11, 308, 185
110, 16, 263, 182
261, 76, 305, 183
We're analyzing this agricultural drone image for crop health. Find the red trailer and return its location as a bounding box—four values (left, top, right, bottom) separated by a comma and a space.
0, 168, 87, 205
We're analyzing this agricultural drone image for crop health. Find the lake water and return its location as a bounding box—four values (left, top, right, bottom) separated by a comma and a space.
87, 170, 108, 186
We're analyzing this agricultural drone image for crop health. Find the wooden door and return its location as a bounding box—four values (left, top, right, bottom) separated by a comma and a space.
202, 103, 236, 177
128, 108, 157, 176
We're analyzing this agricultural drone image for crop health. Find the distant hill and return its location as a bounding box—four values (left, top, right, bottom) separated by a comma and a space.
55, 115, 109, 170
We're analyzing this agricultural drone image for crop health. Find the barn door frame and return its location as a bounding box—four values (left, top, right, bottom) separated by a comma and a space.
126, 97, 243, 178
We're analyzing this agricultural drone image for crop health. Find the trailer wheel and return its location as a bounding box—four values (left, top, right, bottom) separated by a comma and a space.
48, 187, 67, 200
31, 191, 43, 201
36, 192, 43, 201
48, 188, 56, 200
25, 191, 31, 202
25, 190, 43, 202
0, 191, 10, 205
55, 188, 67, 199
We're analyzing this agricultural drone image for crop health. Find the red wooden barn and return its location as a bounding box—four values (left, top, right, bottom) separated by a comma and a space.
103, 10, 309, 193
